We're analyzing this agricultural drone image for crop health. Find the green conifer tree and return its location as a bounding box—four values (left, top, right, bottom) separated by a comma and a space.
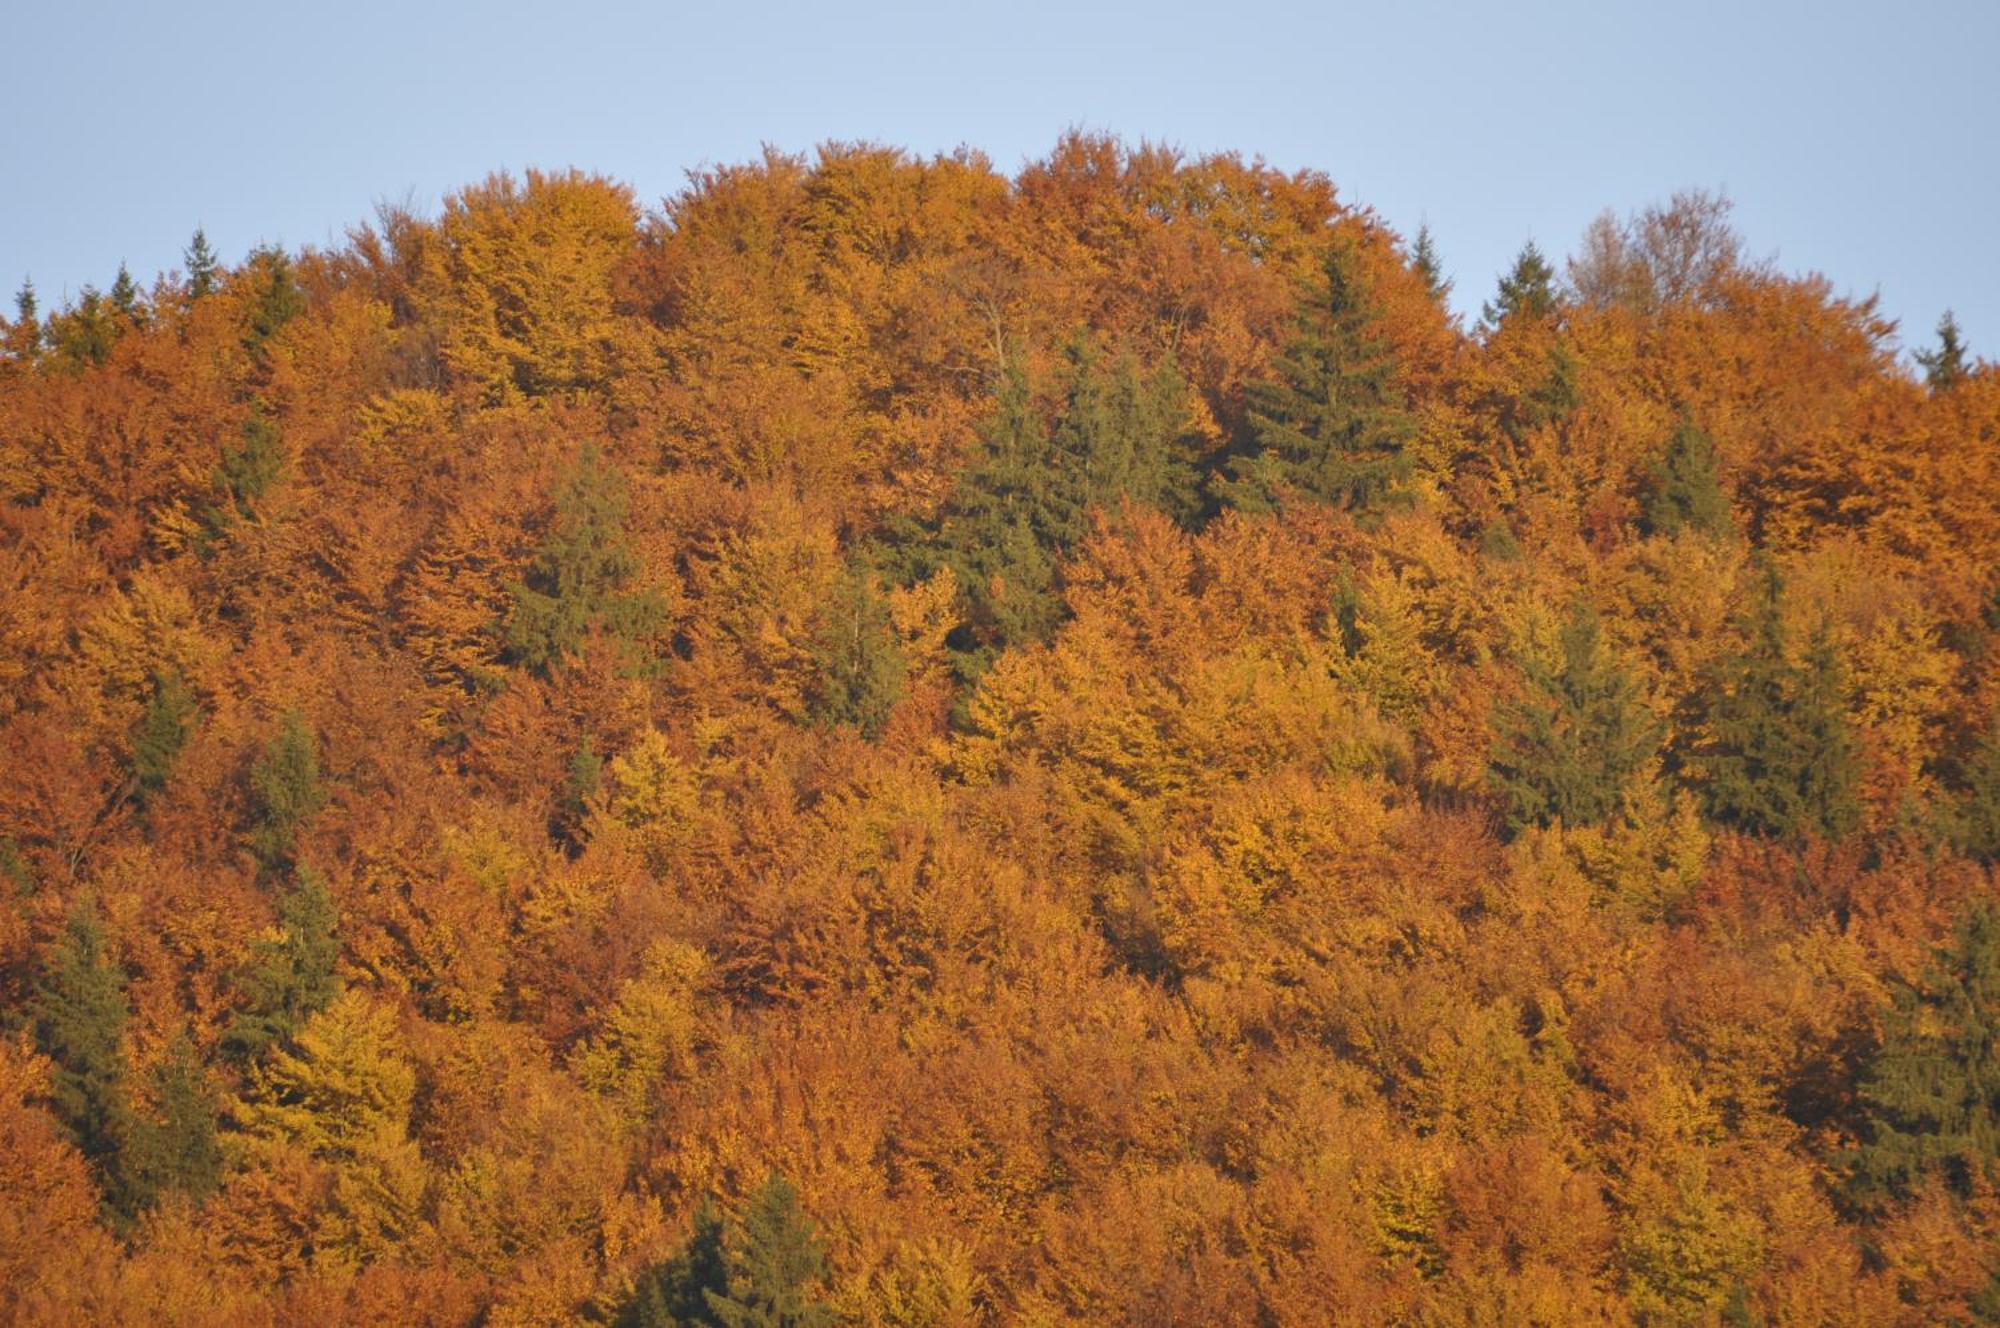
130, 670, 199, 808
185, 228, 220, 301
1216, 235, 1416, 517
109, 263, 142, 326
805, 567, 907, 739
1488, 607, 1661, 836
32, 907, 138, 1202
704, 1177, 835, 1328
1412, 222, 1451, 304
1482, 241, 1558, 329
241, 245, 305, 356
225, 867, 342, 1059
1641, 420, 1732, 538
1916, 311, 1970, 392
1692, 566, 1861, 842
505, 445, 668, 674
248, 710, 326, 873
1851, 901, 2000, 1201
128, 1034, 223, 1206
624, 1201, 732, 1328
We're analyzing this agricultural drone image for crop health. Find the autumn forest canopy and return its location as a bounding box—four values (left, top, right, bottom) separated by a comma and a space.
3, 135, 2000, 1326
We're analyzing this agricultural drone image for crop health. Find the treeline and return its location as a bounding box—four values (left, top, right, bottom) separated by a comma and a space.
0, 136, 1997, 1325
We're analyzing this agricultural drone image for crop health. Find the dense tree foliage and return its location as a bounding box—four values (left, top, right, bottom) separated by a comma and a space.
1, 136, 1998, 1324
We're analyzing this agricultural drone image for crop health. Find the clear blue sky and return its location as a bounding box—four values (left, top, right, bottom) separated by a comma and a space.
5, 0, 1995, 360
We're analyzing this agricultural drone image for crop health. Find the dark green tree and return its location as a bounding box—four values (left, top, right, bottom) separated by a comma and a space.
704, 1177, 835, 1328
127, 1034, 223, 1206
48, 287, 119, 368
1482, 240, 1558, 330
1944, 716, 2000, 864
1692, 566, 1862, 843
241, 245, 305, 356
623, 1201, 732, 1328
213, 406, 286, 527
248, 710, 326, 873
1216, 235, 1416, 517
1850, 901, 2000, 1202
224, 867, 341, 1059
505, 446, 668, 674
185, 229, 220, 301
1411, 222, 1450, 304
32, 907, 137, 1198
1488, 607, 1661, 836
1916, 310, 1970, 392
805, 567, 906, 740
130, 670, 199, 808
1640, 420, 1732, 538
7, 279, 40, 363
109, 263, 142, 326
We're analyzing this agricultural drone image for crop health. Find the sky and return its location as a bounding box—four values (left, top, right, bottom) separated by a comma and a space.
4, 0, 1996, 360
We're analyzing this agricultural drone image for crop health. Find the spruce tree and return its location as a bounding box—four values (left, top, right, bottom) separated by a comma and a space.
130, 670, 199, 807
1693, 566, 1861, 843
805, 567, 907, 739
1640, 420, 1732, 538
109, 263, 142, 326
1488, 606, 1661, 836
1216, 235, 1416, 517
185, 228, 220, 301
128, 1034, 223, 1206
1916, 310, 1969, 392
704, 1177, 835, 1328
7, 279, 39, 363
1483, 241, 1558, 329
505, 445, 668, 674
241, 245, 305, 356
32, 907, 137, 1197
1851, 901, 2000, 1202
1945, 717, 2000, 864
1412, 222, 1451, 304
225, 867, 341, 1059
623, 1201, 732, 1328
248, 711, 326, 874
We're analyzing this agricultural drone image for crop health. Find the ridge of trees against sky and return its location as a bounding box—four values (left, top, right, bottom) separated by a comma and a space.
1, 134, 1999, 1325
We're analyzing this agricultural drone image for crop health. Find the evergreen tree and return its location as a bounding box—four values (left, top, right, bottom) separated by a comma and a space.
130, 670, 199, 807
185, 228, 220, 300
248, 710, 326, 873
1851, 901, 2000, 1202
623, 1201, 732, 1328
109, 263, 142, 326
241, 245, 305, 356
50, 286, 119, 367
8, 277, 40, 361
32, 907, 136, 1196
1916, 310, 1970, 391
805, 567, 906, 740
1482, 240, 1558, 329
1488, 606, 1661, 836
127, 1034, 223, 1206
704, 1177, 835, 1328
1692, 566, 1861, 843
225, 867, 342, 1059
505, 445, 668, 674
1411, 222, 1451, 304
1640, 420, 1732, 538
1945, 716, 2000, 864
1216, 235, 1416, 517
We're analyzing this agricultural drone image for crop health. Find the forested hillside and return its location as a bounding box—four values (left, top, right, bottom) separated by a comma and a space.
2, 136, 1998, 1326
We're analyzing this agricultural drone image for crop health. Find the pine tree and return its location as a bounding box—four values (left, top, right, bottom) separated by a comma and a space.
1412, 222, 1451, 304
241, 245, 305, 356
1216, 235, 1416, 517
8, 278, 41, 362
1641, 420, 1732, 538
127, 1035, 223, 1206
505, 445, 668, 674
805, 567, 906, 739
109, 263, 142, 326
225, 867, 342, 1059
32, 907, 137, 1199
130, 670, 199, 807
1482, 241, 1558, 329
1916, 310, 1970, 392
248, 711, 326, 874
1488, 606, 1661, 836
624, 1201, 732, 1328
1692, 566, 1861, 843
704, 1177, 835, 1328
1851, 901, 2000, 1202
185, 228, 220, 301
